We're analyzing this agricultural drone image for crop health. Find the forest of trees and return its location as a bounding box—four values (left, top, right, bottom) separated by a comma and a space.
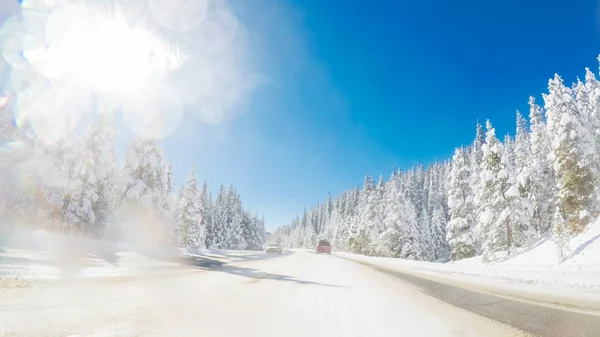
0, 93, 265, 251
272, 59, 600, 263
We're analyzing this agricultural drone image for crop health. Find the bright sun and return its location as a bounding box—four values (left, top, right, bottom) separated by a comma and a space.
1, 0, 249, 140
24, 3, 182, 94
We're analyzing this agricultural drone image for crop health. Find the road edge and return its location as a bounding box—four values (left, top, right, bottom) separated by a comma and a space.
335, 253, 600, 316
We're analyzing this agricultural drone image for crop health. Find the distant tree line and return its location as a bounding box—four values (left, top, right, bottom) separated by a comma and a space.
273, 57, 600, 262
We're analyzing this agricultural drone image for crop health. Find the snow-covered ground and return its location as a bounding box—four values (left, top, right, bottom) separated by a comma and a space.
1, 250, 526, 337
336, 217, 600, 313
0, 245, 271, 280
0, 226, 264, 280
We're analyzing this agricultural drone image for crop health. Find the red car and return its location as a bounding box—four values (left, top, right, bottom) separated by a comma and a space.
316, 240, 331, 254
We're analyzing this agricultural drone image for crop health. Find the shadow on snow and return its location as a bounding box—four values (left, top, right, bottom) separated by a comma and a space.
179, 252, 345, 288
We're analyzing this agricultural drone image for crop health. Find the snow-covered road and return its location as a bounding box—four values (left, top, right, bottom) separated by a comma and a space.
0, 249, 574, 337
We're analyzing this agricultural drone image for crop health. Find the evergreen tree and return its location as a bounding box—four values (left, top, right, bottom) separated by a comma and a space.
161, 163, 175, 241
528, 96, 555, 234
65, 114, 119, 238
350, 175, 376, 254
122, 137, 165, 208
502, 131, 532, 248
427, 164, 449, 259
64, 139, 98, 236
211, 185, 228, 249
376, 172, 417, 257
447, 147, 477, 260
512, 111, 536, 243
43, 136, 83, 233
544, 74, 596, 233
198, 182, 213, 248
227, 186, 246, 249
470, 122, 485, 248
476, 121, 511, 261
121, 136, 168, 242
175, 167, 204, 250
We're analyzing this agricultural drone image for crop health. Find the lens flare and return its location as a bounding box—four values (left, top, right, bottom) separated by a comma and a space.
122, 83, 183, 139
14, 80, 92, 141
194, 6, 238, 53
149, 0, 208, 32
34, 3, 182, 94
1, 0, 260, 142
0, 15, 30, 69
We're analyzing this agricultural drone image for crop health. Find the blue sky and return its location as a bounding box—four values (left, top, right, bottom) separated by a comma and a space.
3, 0, 600, 231
156, 0, 600, 230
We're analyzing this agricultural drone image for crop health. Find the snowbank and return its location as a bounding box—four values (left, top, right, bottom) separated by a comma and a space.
337, 218, 600, 312
0, 226, 271, 279
1, 226, 182, 279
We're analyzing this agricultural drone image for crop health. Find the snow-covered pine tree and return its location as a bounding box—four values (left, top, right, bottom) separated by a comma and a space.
350, 175, 376, 254
544, 74, 596, 234
584, 67, 600, 209
94, 121, 119, 238
321, 193, 335, 242
399, 205, 428, 261
476, 120, 511, 261
377, 170, 417, 258
310, 203, 319, 240
227, 186, 246, 249
503, 134, 514, 169
502, 131, 532, 249
303, 219, 317, 248
326, 193, 333, 220
245, 212, 265, 250
240, 211, 254, 250
329, 197, 342, 245
0, 95, 20, 224
174, 167, 203, 249
429, 205, 448, 260
574, 73, 600, 215
121, 136, 168, 242
427, 164, 449, 260
256, 215, 266, 248
340, 187, 360, 248
43, 135, 84, 234
65, 114, 118, 238
210, 185, 228, 249
160, 163, 175, 242
441, 160, 452, 218
320, 201, 330, 238
470, 122, 485, 249
64, 138, 98, 236
514, 111, 534, 234
447, 147, 477, 260
528, 96, 555, 235
371, 175, 386, 246
197, 181, 213, 249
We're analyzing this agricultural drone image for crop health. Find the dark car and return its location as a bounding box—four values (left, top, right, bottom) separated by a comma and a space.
316, 240, 331, 254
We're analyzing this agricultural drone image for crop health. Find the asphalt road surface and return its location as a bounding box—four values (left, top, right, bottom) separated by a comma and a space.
1, 250, 599, 337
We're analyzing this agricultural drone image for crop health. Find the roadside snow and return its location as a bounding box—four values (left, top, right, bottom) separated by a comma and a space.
1, 226, 269, 280
336, 217, 600, 312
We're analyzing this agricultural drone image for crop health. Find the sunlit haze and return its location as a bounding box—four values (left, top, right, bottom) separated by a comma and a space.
2, 0, 600, 231
3, 1, 600, 336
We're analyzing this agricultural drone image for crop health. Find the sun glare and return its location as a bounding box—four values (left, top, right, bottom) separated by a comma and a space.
25, 4, 181, 94
1, 0, 255, 140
